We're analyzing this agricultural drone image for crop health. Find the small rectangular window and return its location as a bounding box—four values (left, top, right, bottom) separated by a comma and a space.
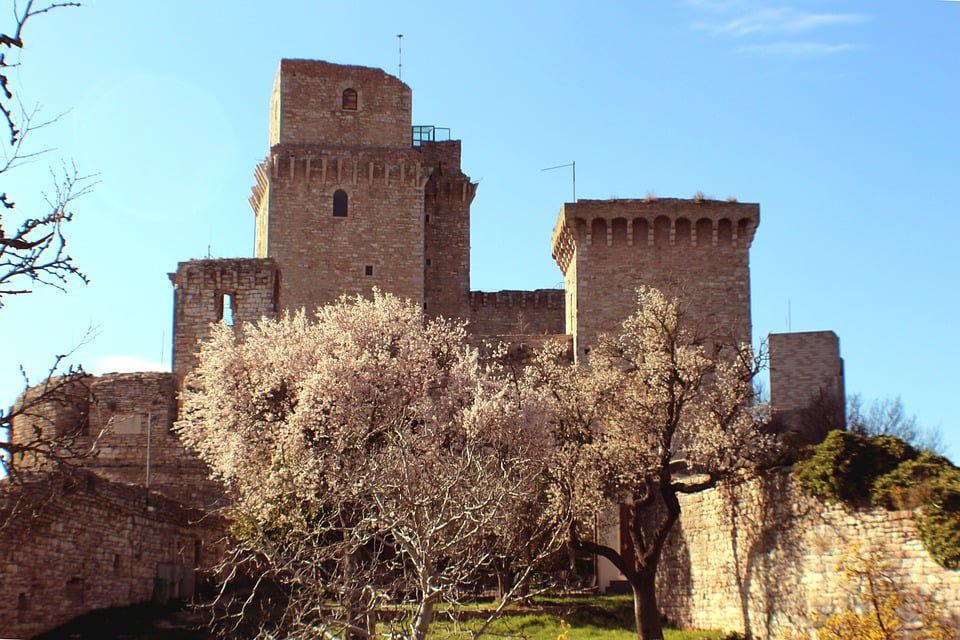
425, 258, 431, 267
221, 293, 235, 326
364, 265, 373, 276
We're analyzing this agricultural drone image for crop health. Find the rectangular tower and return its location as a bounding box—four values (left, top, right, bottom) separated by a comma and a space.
250, 60, 429, 314
551, 198, 759, 360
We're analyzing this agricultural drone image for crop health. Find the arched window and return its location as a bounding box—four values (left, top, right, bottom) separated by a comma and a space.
342, 88, 358, 110
333, 189, 348, 217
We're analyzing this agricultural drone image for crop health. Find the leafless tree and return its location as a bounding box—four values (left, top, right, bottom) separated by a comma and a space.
1, 2, 95, 489
847, 394, 945, 455
0, 1, 89, 306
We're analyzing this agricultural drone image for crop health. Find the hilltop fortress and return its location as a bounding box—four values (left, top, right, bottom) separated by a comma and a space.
5, 60, 954, 639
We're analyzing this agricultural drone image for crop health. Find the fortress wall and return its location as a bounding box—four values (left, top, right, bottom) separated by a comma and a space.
0, 472, 224, 639
11, 373, 223, 509
170, 258, 278, 382
657, 471, 960, 638
468, 289, 565, 336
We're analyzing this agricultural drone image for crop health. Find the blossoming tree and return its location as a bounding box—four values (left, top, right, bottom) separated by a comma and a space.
176, 291, 558, 639
531, 287, 776, 640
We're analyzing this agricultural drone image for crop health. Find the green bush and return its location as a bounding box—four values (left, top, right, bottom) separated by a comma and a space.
794, 430, 960, 570
916, 471, 960, 569
793, 430, 917, 503
871, 451, 954, 509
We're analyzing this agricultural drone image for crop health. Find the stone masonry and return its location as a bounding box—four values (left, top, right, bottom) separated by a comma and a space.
657, 471, 960, 638
769, 330, 846, 445
0, 471, 223, 638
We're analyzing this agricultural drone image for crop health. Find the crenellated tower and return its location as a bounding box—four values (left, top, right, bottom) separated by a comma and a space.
551, 198, 759, 360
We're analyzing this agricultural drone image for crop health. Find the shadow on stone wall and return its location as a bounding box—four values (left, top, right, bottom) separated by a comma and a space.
722, 470, 810, 638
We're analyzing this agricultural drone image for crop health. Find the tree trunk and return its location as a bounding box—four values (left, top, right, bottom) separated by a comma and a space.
631, 567, 664, 640
410, 595, 434, 640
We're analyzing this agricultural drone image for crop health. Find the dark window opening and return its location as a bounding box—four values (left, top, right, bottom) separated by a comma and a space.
364, 265, 374, 276
425, 214, 430, 223
17, 593, 27, 623
425, 258, 431, 267
333, 190, 348, 217
113, 554, 121, 572
66, 577, 85, 604
342, 88, 358, 110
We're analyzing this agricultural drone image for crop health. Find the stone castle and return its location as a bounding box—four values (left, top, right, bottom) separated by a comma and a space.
6, 59, 951, 639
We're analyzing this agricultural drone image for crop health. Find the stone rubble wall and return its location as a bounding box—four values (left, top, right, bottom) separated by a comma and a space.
657, 470, 960, 638
0, 471, 224, 639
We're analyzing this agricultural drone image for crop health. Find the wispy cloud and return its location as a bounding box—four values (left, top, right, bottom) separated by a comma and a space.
741, 41, 863, 57
698, 8, 867, 36
688, 2, 868, 57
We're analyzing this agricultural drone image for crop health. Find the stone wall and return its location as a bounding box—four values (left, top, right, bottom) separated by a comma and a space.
657, 470, 960, 638
0, 471, 224, 639
170, 258, 279, 382
11, 372, 223, 509
270, 59, 412, 149
552, 198, 758, 361
469, 289, 565, 336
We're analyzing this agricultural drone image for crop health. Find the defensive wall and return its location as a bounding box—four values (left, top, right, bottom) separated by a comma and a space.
657, 470, 960, 638
0, 470, 223, 639
11, 372, 221, 509
468, 289, 565, 336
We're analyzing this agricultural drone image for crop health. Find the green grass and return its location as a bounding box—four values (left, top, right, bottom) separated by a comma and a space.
427, 594, 726, 640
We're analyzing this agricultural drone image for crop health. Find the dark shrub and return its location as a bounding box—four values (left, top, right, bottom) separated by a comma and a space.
794, 430, 917, 503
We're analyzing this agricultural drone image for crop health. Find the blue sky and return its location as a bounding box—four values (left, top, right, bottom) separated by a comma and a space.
1, 1, 958, 459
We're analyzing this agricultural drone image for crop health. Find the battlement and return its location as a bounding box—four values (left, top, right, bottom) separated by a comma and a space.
250, 147, 432, 214
552, 198, 759, 277
468, 289, 565, 336
469, 289, 564, 310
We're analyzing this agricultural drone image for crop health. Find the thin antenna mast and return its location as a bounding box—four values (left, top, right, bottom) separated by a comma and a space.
541, 161, 576, 202
397, 34, 403, 80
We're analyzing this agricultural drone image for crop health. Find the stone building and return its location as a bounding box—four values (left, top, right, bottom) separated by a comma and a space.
2, 59, 860, 637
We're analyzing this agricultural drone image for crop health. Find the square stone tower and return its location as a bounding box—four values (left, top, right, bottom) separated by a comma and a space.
551, 198, 759, 359
248, 60, 476, 317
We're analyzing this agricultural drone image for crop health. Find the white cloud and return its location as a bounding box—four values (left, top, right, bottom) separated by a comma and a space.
740, 41, 863, 56
697, 8, 867, 36
89, 355, 168, 375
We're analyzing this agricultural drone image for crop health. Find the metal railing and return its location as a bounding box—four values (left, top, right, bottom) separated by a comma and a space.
412, 125, 451, 147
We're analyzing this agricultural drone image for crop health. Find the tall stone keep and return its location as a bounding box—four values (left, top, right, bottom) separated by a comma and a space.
551, 198, 759, 360
248, 59, 476, 317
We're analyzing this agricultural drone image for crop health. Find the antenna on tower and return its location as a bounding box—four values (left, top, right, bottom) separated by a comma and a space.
397, 34, 404, 80
541, 161, 577, 202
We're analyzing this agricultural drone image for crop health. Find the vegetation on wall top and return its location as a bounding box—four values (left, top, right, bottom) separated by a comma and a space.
794, 430, 960, 569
